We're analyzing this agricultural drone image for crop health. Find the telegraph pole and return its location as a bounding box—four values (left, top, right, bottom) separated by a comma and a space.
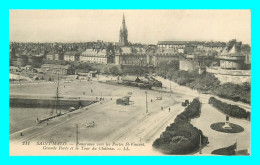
55, 72, 60, 115
170, 79, 172, 93
58, 69, 60, 87
76, 124, 79, 146
145, 91, 148, 113
168, 76, 172, 93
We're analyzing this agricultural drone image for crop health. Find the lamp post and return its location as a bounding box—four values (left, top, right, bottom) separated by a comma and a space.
168, 75, 172, 93
76, 124, 79, 147
145, 91, 148, 113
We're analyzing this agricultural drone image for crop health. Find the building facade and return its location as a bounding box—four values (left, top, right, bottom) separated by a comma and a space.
218, 39, 245, 70
64, 51, 80, 62
203, 42, 226, 53
46, 52, 64, 61
115, 47, 147, 65
41, 64, 74, 75
152, 48, 180, 66
157, 41, 186, 54
206, 39, 250, 84
80, 49, 108, 64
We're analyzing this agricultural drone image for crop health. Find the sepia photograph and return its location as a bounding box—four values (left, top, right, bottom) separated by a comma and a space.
9, 10, 251, 156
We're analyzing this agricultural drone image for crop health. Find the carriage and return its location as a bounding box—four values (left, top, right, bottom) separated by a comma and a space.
85, 121, 95, 128
181, 100, 190, 107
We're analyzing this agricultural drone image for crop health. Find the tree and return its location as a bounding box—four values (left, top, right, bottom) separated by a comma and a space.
213, 83, 251, 104
189, 73, 220, 91
109, 66, 120, 76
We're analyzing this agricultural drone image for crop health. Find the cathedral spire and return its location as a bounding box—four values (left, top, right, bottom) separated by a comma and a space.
119, 14, 128, 46
122, 13, 126, 25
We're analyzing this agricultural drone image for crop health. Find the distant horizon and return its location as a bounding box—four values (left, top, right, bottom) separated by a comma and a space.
8, 39, 247, 45
10, 10, 251, 45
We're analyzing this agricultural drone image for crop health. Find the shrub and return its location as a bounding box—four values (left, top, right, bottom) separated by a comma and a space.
179, 98, 201, 119
153, 122, 207, 154
109, 66, 120, 76
153, 98, 208, 155
209, 97, 250, 120
155, 61, 250, 104
213, 83, 251, 104
174, 114, 189, 124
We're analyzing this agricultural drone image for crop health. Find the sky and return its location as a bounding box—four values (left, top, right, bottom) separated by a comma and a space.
9, 10, 251, 45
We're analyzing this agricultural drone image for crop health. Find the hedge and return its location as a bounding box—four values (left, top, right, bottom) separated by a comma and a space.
153, 98, 208, 155
179, 98, 201, 119
208, 97, 250, 120
213, 82, 251, 104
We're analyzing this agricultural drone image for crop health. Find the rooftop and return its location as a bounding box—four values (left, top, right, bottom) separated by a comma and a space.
220, 39, 244, 57
158, 41, 187, 45
41, 64, 71, 69
64, 51, 81, 56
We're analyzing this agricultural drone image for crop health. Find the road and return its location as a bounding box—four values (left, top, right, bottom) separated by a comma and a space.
9, 75, 251, 155
10, 78, 189, 155
155, 76, 250, 155
156, 76, 251, 111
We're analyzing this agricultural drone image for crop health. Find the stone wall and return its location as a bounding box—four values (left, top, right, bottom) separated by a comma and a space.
179, 59, 199, 72
206, 67, 251, 84
220, 60, 245, 70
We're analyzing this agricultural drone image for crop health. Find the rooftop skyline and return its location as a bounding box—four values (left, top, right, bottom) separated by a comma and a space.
10, 10, 251, 45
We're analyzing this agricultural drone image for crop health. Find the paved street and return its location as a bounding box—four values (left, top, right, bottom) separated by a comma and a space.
9, 76, 251, 155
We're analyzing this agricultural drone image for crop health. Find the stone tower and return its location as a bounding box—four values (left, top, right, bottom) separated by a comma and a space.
119, 14, 128, 46
219, 39, 245, 70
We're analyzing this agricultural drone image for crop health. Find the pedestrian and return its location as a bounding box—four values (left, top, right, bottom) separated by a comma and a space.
20, 132, 23, 136
151, 99, 153, 102
169, 107, 171, 112
161, 106, 163, 111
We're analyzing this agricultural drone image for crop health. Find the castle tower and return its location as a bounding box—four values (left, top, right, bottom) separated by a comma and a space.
119, 14, 128, 46
219, 39, 245, 70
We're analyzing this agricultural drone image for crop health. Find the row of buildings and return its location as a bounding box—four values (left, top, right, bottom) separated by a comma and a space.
9, 14, 251, 85
10, 41, 250, 68
179, 39, 251, 84
11, 14, 251, 68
